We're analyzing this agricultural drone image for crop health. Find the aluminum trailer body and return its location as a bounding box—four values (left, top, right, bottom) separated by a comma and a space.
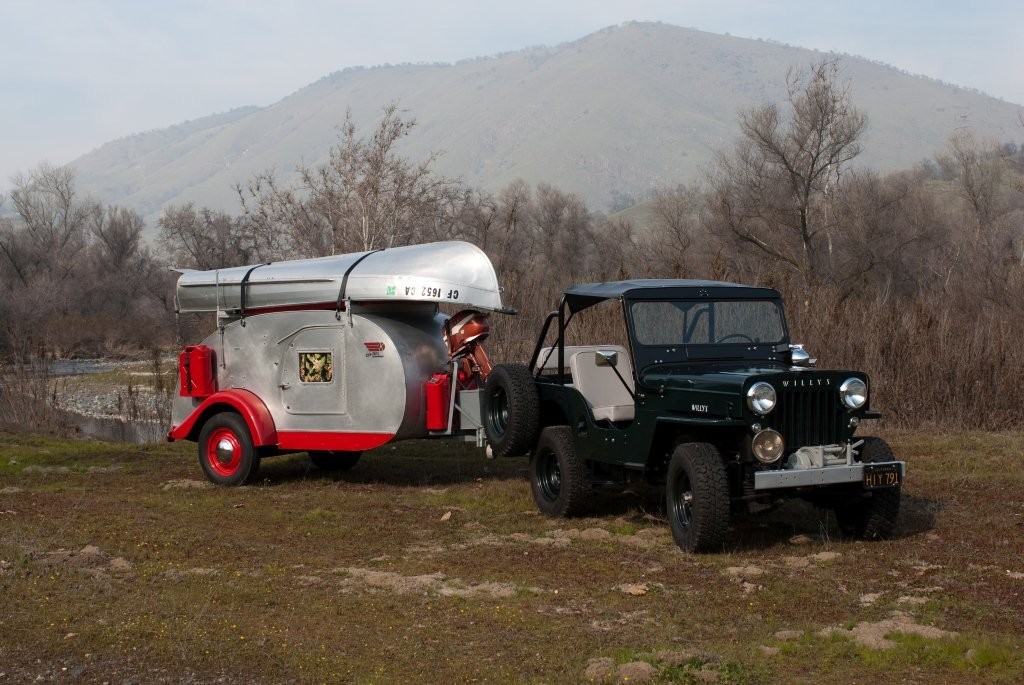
167, 241, 506, 484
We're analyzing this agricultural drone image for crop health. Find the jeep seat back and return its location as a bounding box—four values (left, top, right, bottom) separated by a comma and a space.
569, 346, 635, 423
534, 345, 610, 378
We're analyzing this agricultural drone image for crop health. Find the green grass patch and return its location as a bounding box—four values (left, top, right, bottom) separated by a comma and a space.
2, 430, 1024, 682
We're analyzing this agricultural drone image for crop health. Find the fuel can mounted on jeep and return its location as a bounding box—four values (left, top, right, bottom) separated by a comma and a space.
167, 241, 512, 485
480, 279, 905, 552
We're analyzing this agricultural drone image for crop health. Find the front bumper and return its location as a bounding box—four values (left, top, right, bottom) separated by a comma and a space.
753, 460, 905, 490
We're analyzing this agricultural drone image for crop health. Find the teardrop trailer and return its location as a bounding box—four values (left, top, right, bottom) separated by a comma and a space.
168, 241, 506, 484
168, 241, 905, 552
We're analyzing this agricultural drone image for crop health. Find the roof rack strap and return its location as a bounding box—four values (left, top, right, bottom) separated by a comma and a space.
335, 249, 383, 318
238, 262, 270, 326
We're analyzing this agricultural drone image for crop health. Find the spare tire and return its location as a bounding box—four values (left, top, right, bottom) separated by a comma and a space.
484, 363, 540, 457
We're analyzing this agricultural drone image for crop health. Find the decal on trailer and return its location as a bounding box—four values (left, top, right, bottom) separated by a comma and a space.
364, 342, 386, 358
401, 283, 461, 300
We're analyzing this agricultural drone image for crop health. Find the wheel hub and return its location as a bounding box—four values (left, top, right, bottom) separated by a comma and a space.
215, 438, 237, 464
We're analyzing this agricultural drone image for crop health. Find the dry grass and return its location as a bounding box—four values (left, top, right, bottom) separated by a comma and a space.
1, 430, 1022, 683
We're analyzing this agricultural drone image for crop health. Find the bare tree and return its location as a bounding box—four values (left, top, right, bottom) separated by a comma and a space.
936, 131, 1024, 307
938, 130, 1012, 239
237, 103, 459, 256
706, 59, 867, 286
3, 163, 95, 285
643, 184, 703, 277
158, 203, 260, 270
0, 165, 171, 357
90, 205, 144, 272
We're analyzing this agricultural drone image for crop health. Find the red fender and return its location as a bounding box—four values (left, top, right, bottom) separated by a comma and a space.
167, 389, 278, 446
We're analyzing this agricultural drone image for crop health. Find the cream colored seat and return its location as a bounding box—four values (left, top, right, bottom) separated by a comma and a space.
568, 346, 635, 423
534, 345, 599, 377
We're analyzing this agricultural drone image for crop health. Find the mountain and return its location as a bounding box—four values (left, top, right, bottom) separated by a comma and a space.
71, 22, 1023, 225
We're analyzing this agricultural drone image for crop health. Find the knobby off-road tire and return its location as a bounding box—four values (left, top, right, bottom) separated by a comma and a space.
198, 412, 261, 486
484, 363, 539, 458
834, 436, 901, 540
308, 451, 362, 471
530, 426, 588, 517
666, 442, 730, 553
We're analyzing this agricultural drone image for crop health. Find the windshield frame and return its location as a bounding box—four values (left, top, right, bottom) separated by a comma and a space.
625, 296, 791, 374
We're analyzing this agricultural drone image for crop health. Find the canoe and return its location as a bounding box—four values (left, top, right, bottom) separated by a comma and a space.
174, 240, 510, 314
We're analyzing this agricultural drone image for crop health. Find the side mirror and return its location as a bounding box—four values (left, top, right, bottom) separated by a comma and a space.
595, 350, 619, 367
790, 344, 817, 368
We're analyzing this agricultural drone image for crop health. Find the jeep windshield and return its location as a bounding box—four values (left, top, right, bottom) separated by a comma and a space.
628, 298, 788, 370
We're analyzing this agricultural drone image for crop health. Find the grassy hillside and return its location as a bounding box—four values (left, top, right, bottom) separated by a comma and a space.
1, 430, 1022, 682
71, 22, 1024, 226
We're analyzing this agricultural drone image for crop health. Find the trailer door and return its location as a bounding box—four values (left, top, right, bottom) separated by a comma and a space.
278, 326, 347, 416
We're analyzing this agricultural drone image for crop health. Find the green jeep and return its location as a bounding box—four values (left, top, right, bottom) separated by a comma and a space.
483, 280, 904, 552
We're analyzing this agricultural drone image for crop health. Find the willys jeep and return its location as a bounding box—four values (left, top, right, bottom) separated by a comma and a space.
481, 279, 905, 552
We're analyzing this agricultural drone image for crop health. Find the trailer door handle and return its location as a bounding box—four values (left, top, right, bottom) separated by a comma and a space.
279, 382, 291, 389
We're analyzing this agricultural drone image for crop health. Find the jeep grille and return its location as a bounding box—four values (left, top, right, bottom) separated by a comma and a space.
764, 384, 846, 448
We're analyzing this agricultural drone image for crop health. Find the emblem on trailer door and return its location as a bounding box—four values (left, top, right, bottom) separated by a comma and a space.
364, 342, 386, 358
298, 352, 334, 383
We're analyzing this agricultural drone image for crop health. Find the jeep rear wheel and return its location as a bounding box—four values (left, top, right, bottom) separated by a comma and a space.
666, 443, 729, 553
834, 437, 901, 539
484, 363, 539, 458
530, 426, 587, 517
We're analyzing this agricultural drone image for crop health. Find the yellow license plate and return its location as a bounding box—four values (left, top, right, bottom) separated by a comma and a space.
863, 463, 901, 489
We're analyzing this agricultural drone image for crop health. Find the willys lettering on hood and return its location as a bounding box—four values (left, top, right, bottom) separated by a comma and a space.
780, 378, 831, 388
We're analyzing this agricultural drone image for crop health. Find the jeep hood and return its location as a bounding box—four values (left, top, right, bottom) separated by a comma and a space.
640, 363, 865, 393
641, 363, 790, 391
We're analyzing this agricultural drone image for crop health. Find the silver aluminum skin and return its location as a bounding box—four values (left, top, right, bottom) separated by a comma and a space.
171, 241, 507, 444
171, 305, 447, 439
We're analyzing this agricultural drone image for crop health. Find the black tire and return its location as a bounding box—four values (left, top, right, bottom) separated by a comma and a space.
666, 443, 730, 553
309, 451, 362, 471
198, 412, 260, 486
834, 437, 901, 540
530, 426, 587, 517
484, 363, 539, 458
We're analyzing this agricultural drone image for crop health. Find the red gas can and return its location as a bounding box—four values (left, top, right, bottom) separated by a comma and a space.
178, 345, 216, 397
425, 372, 452, 431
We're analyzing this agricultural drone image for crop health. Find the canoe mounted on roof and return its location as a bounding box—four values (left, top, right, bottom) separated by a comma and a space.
174, 240, 513, 315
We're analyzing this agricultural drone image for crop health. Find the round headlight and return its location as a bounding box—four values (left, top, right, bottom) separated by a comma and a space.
746, 382, 776, 415
839, 377, 868, 410
752, 429, 785, 463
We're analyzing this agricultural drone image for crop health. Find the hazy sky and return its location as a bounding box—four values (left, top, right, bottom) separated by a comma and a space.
2, 0, 1022, 190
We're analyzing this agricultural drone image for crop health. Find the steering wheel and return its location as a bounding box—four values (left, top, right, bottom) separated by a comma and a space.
715, 333, 754, 343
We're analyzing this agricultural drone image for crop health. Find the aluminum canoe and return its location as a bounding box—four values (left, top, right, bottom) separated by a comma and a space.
174, 241, 510, 314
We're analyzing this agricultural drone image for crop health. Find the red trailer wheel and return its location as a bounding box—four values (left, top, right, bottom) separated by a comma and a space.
198, 413, 260, 486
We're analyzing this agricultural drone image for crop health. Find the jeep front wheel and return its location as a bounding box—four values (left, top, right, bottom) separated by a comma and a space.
834, 437, 901, 539
666, 443, 729, 553
484, 363, 539, 458
530, 426, 587, 517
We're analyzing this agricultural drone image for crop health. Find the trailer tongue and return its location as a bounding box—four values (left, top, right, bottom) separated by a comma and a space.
168, 241, 510, 485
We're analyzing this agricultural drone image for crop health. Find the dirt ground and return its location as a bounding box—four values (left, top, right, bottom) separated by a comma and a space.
1, 430, 1022, 683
